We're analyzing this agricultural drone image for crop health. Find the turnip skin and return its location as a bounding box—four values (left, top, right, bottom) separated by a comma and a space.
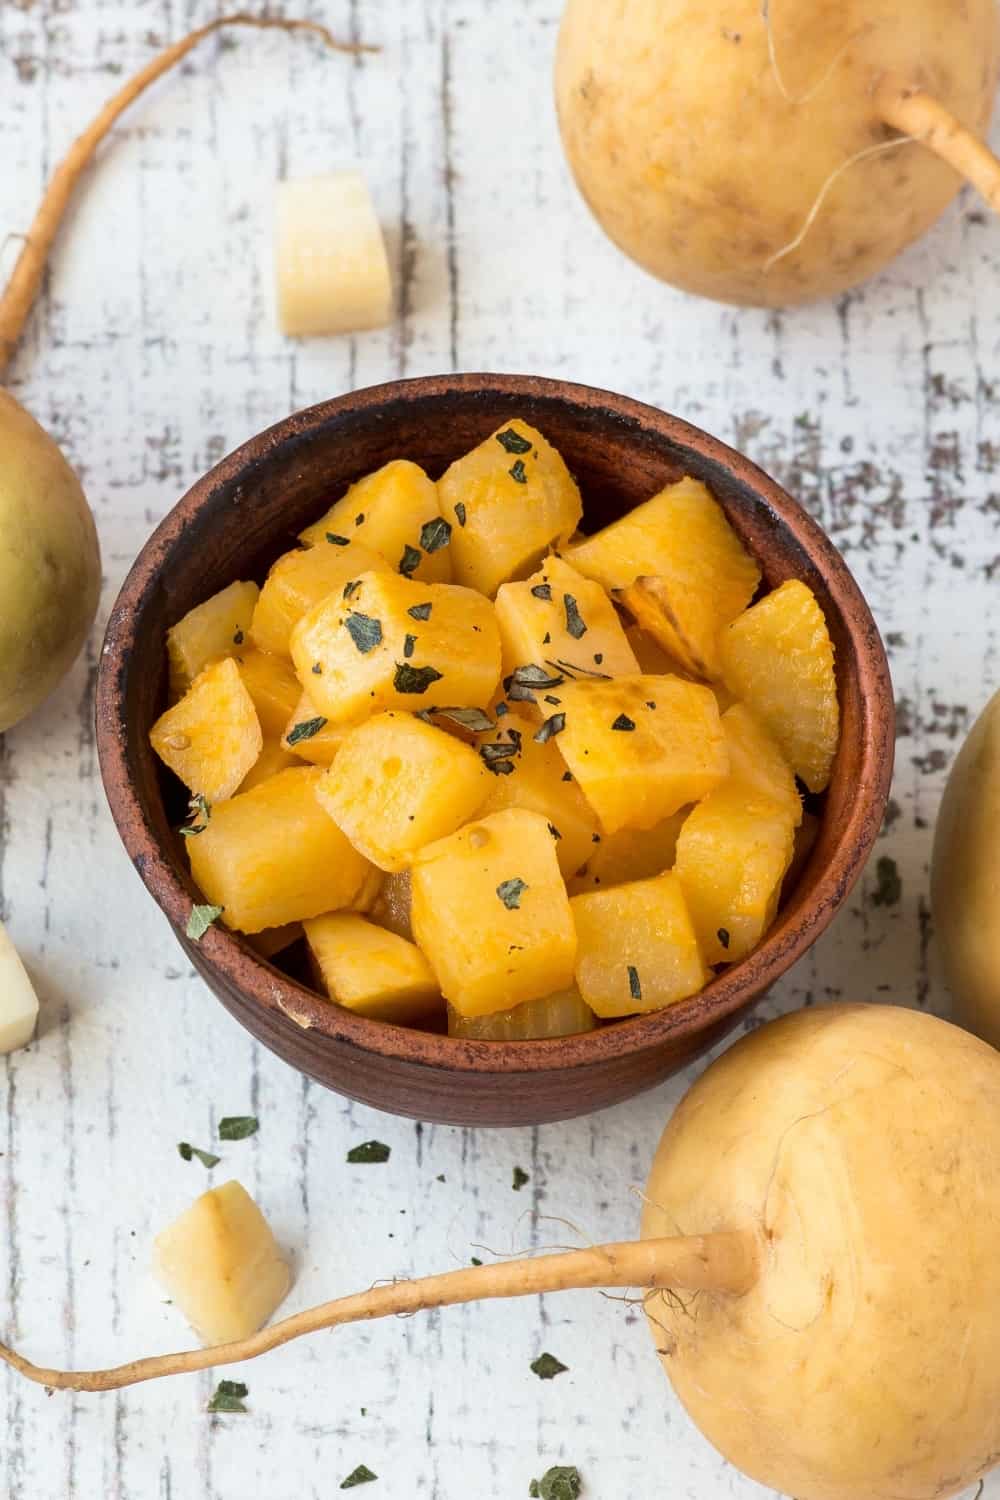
0, 392, 100, 733
643, 1003, 1000, 1500
555, 0, 1000, 306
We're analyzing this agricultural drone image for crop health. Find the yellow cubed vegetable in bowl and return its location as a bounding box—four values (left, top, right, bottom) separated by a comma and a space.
438, 419, 582, 596
166, 580, 259, 699
299, 460, 451, 583
721, 703, 802, 825
494, 554, 638, 683
411, 808, 576, 1017
556, 674, 727, 834
152, 1180, 290, 1346
290, 571, 501, 726
316, 711, 490, 872
250, 539, 390, 657
571, 872, 707, 1018
477, 708, 599, 878
150, 656, 263, 802
186, 766, 372, 932
720, 578, 839, 793
280, 690, 353, 766
448, 985, 596, 1040
304, 911, 441, 1024
567, 808, 690, 894
237, 737, 298, 792
597, 478, 760, 679
236, 648, 301, 738
674, 783, 797, 965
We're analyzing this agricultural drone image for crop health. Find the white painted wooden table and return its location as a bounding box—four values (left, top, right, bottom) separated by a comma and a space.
2, 4, 998, 1497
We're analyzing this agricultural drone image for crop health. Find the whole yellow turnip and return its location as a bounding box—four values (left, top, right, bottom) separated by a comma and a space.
5, 1003, 1000, 1500
555, 0, 1000, 306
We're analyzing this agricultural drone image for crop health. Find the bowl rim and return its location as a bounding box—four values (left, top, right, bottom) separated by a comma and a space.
96, 372, 894, 1077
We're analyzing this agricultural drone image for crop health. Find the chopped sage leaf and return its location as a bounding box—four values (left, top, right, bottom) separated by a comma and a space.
534, 713, 566, 744
178, 1142, 221, 1168
512, 1165, 530, 1190
547, 657, 610, 680
403, 633, 417, 659
509, 459, 528, 484
312, 662, 323, 675
232, 628, 244, 646
398, 543, 422, 577
287, 716, 328, 746
562, 771, 573, 782
496, 427, 532, 455
627, 965, 642, 1001
481, 741, 520, 769
542, 632, 551, 645
497, 877, 528, 910
207, 1379, 248, 1414
343, 579, 361, 600
529, 1466, 582, 1500
531, 583, 552, 601
355, 512, 365, 526
507, 683, 537, 704
563, 594, 587, 639
186, 904, 223, 941
544, 694, 561, 706
531, 1352, 568, 1380
547, 823, 562, 841
428, 706, 495, 733
326, 532, 350, 547
593, 652, 604, 665
471, 1256, 483, 1266
506, 665, 564, 691
454, 501, 467, 527
408, 602, 433, 621
394, 663, 443, 695
490, 758, 516, 776
645, 700, 656, 710
218, 1115, 259, 1141
345, 612, 383, 654
717, 927, 731, 950
180, 793, 211, 838
340, 1465, 377, 1489
348, 1140, 391, 1164
419, 517, 452, 554
611, 713, 636, 732
872, 855, 902, 907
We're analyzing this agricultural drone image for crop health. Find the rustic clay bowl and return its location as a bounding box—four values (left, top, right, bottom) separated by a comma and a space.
96, 374, 893, 1127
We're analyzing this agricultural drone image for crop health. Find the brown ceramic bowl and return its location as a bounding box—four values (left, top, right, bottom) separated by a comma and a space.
96, 374, 893, 1127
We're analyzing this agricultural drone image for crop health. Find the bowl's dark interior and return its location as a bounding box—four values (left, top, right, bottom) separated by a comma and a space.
100, 375, 891, 1122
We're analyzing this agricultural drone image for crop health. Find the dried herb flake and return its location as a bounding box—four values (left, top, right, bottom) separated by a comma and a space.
207, 1379, 248, 1414
218, 1115, 259, 1141
178, 1142, 221, 1168
186, 904, 223, 941
348, 1140, 391, 1164
534, 713, 566, 744
403, 633, 417, 659
398, 544, 422, 577
529, 1466, 582, 1500
531, 1352, 568, 1381
717, 927, 731, 950
287, 716, 328, 745
232, 628, 244, 646
563, 594, 587, 639
512, 1165, 530, 1190
531, 583, 552, 601
180, 793, 211, 838
394, 663, 443, 695
345, 612, 383, 654
454, 501, 467, 527
343, 579, 361, 600
408, 602, 433, 621
611, 713, 636, 732
509, 459, 528, 484
340, 1465, 377, 1489
419, 517, 452, 554
872, 855, 902, 907
497, 877, 528, 909
547, 823, 561, 841
627, 965, 642, 1001
496, 427, 532, 454
326, 533, 350, 547
428, 706, 495, 733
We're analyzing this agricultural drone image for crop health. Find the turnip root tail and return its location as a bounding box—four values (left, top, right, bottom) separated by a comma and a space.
0, 13, 376, 378
0, 1231, 758, 1394
876, 72, 1000, 215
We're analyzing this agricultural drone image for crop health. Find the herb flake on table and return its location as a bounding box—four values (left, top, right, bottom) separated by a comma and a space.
531, 1352, 569, 1380
348, 1140, 391, 1164
207, 1379, 248, 1413
398, 543, 422, 577
287, 716, 328, 745
419, 517, 452, 553
509, 459, 528, 484
872, 855, 902, 907
497, 427, 532, 455
497, 877, 528, 909
563, 594, 587, 639
178, 1142, 220, 1168
345, 612, 383, 654
186, 904, 223, 941
512, 1165, 530, 1191
394, 663, 443, 695
218, 1115, 259, 1141
340, 1465, 378, 1489
529, 1466, 582, 1499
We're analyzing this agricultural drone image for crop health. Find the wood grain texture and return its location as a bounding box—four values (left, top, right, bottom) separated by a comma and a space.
1, 1, 998, 1496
